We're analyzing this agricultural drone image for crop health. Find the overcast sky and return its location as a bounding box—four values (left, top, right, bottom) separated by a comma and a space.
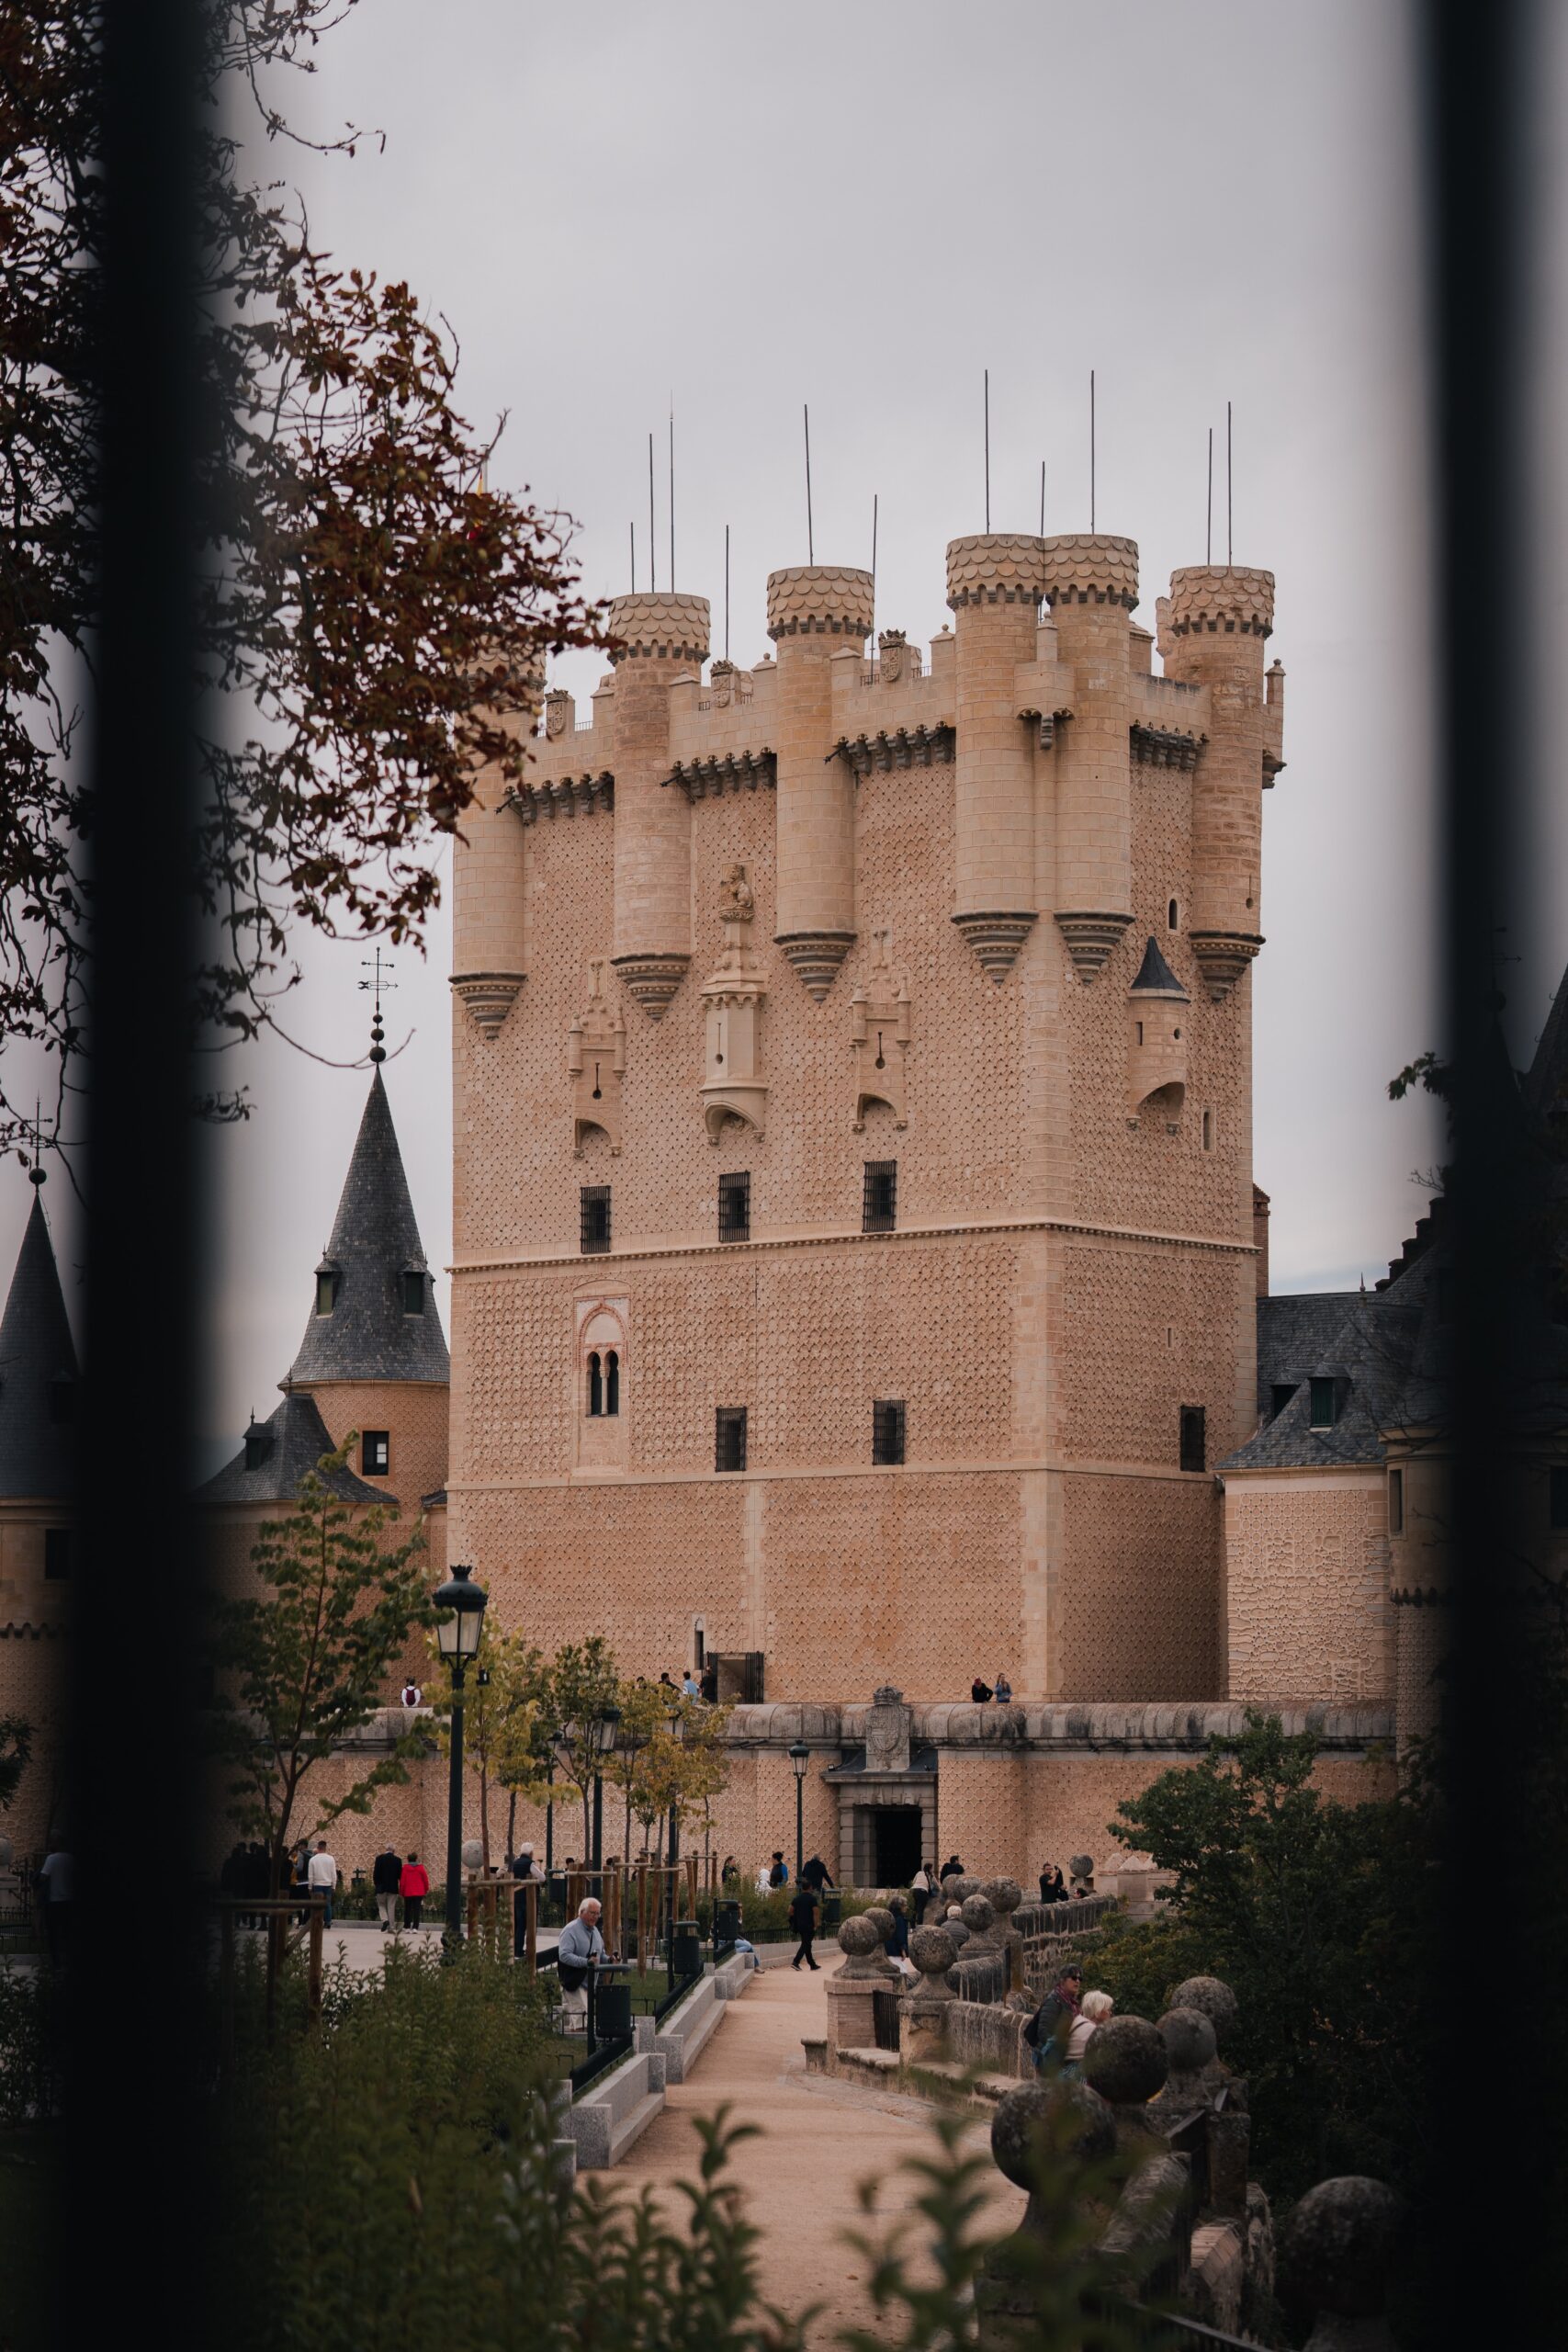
9, 2, 1568, 1459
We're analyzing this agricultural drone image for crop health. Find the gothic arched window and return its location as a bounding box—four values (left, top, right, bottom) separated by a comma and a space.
588, 1351, 604, 1416
605, 1349, 620, 1416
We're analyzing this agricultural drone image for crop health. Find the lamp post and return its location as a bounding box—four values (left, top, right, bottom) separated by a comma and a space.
788, 1742, 810, 1883
591, 1705, 621, 1878
433, 1564, 487, 1947
667, 1703, 684, 1873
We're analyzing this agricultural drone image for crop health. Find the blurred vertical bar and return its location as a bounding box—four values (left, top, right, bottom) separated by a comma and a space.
69, 0, 210, 2342
1425, 0, 1546, 2340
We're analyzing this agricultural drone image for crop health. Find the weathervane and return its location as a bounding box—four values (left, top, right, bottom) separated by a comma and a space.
359, 948, 397, 1066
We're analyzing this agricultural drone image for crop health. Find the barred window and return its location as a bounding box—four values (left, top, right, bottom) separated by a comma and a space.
863, 1160, 897, 1233
872, 1399, 906, 1465
718, 1171, 750, 1242
1179, 1406, 1206, 1474
715, 1407, 747, 1473
580, 1185, 611, 1253
362, 1430, 390, 1476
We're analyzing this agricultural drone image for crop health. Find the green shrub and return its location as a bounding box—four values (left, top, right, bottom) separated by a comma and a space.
0, 1965, 59, 2130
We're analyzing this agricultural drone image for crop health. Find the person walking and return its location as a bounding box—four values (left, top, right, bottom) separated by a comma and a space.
306, 1838, 338, 1927
909, 1861, 934, 1922
38, 1838, 73, 1968
1022, 1961, 1083, 2075
556, 1894, 608, 2030
371, 1843, 402, 1931
720, 1854, 739, 1887
940, 1853, 964, 1884
886, 1894, 911, 1963
799, 1853, 834, 1892
1065, 1988, 1113, 2077
788, 1877, 820, 1971
400, 1852, 430, 1928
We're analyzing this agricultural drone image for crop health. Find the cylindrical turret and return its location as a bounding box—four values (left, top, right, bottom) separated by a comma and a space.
767, 565, 874, 999
451, 767, 528, 1039
1039, 533, 1139, 983
944, 534, 1051, 981
1163, 566, 1275, 1001
606, 591, 710, 1018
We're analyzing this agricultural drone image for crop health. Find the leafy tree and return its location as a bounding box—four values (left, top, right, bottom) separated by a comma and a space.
425, 1623, 551, 1872
536, 1635, 621, 1862
209, 1438, 434, 1901
0, 0, 604, 1159
0, 1714, 32, 1813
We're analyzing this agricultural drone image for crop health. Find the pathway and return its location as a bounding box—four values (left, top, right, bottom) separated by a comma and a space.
615, 1959, 1025, 2341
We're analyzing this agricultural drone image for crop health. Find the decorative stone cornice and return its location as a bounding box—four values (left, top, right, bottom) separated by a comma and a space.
775, 931, 857, 1001
451, 973, 525, 1038
1190, 931, 1265, 1001
664, 750, 776, 799
505, 773, 614, 825
833, 725, 955, 775
765, 565, 874, 641
610, 952, 690, 1020
1166, 565, 1275, 639
944, 533, 1051, 610
1055, 910, 1134, 983
951, 910, 1037, 983
605, 591, 711, 665
1130, 723, 1204, 772
1039, 533, 1140, 611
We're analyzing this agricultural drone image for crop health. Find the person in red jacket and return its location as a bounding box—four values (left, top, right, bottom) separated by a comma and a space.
400, 1852, 430, 1929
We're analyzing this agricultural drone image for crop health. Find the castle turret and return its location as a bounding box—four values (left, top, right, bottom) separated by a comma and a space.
607, 591, 710, 1018
767, 565, 874, 999
451, 769, 530, 1039
1040, 534, 1140, 982
945, 534, 1052, 980
1163, 566, 1275, 1000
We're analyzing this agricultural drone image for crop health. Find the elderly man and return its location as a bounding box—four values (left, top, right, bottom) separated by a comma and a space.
555, 1895, 608, 2031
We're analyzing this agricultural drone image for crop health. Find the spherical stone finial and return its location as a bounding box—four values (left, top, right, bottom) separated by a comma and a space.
947, 1873, 983, 1907
908, 1925, 956, 1979
991, 2079, 1116, 2190
860, 1905, 896, 1947
605, 591, 711, 666
1277, 2177, 1404, 2321
838, 1913, 881, 1960
765, 565, 874, 643
460, 1838, 484, 1872
1169, 1976, 1238, 2051
959, 1894, 995, 1938
1068, 1854, 1096, 1883
1166, 563, 1275, 640
1082, 2015, 1168, 2106
1157, 2006, 1218, 2075
944, 532, 1051, 611
981, 1876, 1022, 1921
1039, 533, 1140, 612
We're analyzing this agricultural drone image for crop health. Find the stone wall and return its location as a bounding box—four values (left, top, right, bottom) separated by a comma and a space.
1224, 1466, 1392, 1706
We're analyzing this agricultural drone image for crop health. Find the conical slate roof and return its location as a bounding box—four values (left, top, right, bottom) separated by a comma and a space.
199, 1390, 387, 1506
287, 1069, 449, 1386
0, 1188, 79, 1500
1129, 937, 1188, 998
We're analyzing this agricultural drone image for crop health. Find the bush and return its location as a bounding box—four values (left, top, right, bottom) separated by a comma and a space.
0, 1965, 59, 2130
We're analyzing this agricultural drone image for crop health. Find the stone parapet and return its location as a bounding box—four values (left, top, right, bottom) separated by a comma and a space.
718, 1700, 1392, 1752
1166, 565, 1275, 639
944, 533, 1051, 610
605, 592, 710, 665
1039, 532, 1140, 610
766, 565, 874, 641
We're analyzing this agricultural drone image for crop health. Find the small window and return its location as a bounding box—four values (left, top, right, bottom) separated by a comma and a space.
716, 1407, 748, 1473
362, 1430, 390, 1476
1201, 1109, 1213, 1152
314, 1272, 338, 1316
863, 1161, 897, 1234
1270, 1383, 1297, 1421
873, 1399, 906, 1465
401, 1270, 425, 1314
48, 1373, 74, 1426
1388, 1467, 1404, 1534
1168, 898, 1179, 930
718, 1171, 750, 1243
43, 1526, 70, 1581
588, 1351, 604, 1416
581, 1185, 612, 1255
605, 1349, 620, 1417
1551, 1466, 1568, 1531
1179, 1405, 1206, 1474
1134, 1021, 1145, 1046
1309, 1377, 1338, 1430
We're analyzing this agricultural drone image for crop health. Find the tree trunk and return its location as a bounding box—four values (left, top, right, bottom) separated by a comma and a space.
506, 1787, 517, 1866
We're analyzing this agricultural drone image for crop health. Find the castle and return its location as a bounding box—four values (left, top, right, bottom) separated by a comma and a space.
6, 527, 1562, 1881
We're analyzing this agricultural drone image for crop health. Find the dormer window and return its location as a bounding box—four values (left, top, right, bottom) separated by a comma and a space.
1270, 1383, 1297, 1420
401, 1270, 426, 1315
243, 1417, 272, 1472
314, 1271, 339, 1317
1309, 1377, 1339, 1430
362, 1430, 390, 1476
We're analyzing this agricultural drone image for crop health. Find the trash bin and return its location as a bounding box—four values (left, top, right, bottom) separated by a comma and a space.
822, 1891, 842, 1932
671, 1922, 704, 1981
595, 1976, 633, 2038
713, 1896, 741, 1953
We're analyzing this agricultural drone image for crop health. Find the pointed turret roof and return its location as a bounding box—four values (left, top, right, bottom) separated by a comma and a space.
0, 1186, 79, 1499
199, 1390, 387, 1505
1129, 937, 1189, 998
286, 1069, 449, 1387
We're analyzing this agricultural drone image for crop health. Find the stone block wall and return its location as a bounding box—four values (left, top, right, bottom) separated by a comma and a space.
1224, 1467, 1392, 1706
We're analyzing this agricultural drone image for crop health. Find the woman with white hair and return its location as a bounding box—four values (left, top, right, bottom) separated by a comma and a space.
1064, 1987, 1113, 2076
555, 1895, 606, 2032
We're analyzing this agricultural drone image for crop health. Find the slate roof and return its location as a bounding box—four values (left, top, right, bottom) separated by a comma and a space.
0, 1189, 79, 1501
1224, 1249, 1438, 1475
287, 1069, 449, 1387
1129, 936, 1188, 998
199, 1390, 387, 1506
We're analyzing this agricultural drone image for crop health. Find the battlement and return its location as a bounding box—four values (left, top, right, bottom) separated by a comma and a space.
606, 590, 710, 664
1166, 565, 1274, 639
766, 565, 874, 640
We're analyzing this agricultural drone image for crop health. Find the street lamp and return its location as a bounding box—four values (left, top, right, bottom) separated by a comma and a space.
591, 1705, 621, 1876
788, 1742, 810, 1883
433, 1563, 487, 1945
667, 1702, 684, 1873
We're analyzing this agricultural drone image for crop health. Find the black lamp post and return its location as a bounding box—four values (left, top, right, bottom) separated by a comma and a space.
788, 1742, 810, 1883
433, 1564, 487, 1945
591, 1706, 621, 1877
667, 1703, 684, 1873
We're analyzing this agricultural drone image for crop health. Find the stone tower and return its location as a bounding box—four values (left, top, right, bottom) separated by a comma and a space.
446, 529, 1282, 1708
